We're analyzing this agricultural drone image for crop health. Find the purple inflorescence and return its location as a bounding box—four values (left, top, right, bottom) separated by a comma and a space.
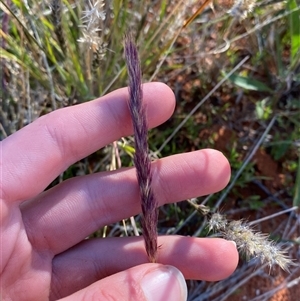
124, 34, 158, 263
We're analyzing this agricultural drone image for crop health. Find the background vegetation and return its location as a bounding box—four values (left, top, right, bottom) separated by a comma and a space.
1, 0, 299, 299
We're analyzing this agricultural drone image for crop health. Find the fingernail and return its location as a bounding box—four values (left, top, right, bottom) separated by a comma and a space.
228, 240, 237, 248
141, 265, 187, 301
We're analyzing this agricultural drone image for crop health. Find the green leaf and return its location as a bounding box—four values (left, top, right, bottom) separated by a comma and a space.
225, 73, 273, 92
288, 0, 300, 64
120, 143, 135, 158
255, 98, 273, 120
272, 141, 291, 160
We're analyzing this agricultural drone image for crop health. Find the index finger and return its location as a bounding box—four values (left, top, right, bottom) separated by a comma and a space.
2, 82, 175, 203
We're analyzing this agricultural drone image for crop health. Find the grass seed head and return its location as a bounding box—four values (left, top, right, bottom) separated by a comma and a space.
77, 0, 107, 65
227, 0, 257, 20
208, 213, 293, 271
124, 34, 158, 263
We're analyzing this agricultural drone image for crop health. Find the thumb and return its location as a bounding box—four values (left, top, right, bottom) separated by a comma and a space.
60, 264, 187, 301
139, 264, 187, 301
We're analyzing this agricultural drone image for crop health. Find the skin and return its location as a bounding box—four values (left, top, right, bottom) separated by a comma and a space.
0, 82, 238, 301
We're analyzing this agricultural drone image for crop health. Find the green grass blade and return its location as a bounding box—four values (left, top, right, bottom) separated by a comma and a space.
288, 0, 300, 65
1, 0, 44, 52
226, 73, 273, 92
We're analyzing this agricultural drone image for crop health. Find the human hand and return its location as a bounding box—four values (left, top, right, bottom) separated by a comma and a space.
1, 83, 238, 301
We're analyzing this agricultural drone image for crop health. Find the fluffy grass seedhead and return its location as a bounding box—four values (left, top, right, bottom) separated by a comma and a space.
227, 0, 257, 20
77, 0, 107, 67
208, 212, 293, 271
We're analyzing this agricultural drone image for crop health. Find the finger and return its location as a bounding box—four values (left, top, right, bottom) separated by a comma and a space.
57, 264, 187, 301
51, 236, 238, 299
22, 149, 230, 254
2, 82, 175, 203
